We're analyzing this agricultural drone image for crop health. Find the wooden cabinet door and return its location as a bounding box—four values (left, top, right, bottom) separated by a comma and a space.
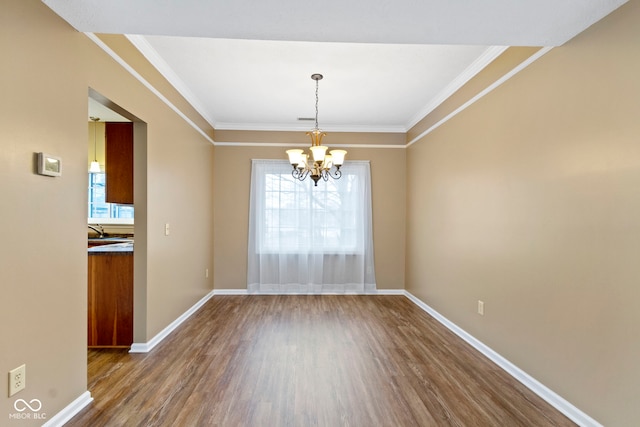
88, 254, 134, 347
105, 122, 133, 204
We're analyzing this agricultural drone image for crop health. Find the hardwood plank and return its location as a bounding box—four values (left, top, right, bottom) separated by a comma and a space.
67, 296, 576, 426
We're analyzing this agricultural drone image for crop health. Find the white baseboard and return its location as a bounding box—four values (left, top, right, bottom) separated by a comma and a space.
42, 391, 93, 427
370, 289, 405, 295
213, 288, 405, 295
213, 288, 248, 295
130, 290, 215, 353
403, 291, 602, 427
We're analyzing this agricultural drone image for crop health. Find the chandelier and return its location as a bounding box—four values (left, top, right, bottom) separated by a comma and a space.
286, 74, 347, 186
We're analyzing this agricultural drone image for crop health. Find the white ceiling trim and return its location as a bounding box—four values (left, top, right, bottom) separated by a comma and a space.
407, 47, 554, 147
214, 142, 406, 149
404, 45, 508, 130
213, 122, 407, 133
85, 33, 215, 145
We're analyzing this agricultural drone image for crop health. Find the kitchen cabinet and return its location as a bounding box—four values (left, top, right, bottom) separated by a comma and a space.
105, 122, 133, 204
88, 251, 133, 348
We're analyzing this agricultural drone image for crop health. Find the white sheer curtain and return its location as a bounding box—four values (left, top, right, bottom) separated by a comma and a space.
247, 159, 376, 293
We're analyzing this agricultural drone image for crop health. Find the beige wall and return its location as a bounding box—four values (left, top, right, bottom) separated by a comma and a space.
214, 143, 406, 290
0, 1, 214, 424
405, 2, 640, 425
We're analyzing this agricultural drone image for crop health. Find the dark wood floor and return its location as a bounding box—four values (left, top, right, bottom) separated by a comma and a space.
68, 295, 575, 426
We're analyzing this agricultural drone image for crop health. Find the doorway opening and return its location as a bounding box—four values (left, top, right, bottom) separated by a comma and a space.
87, 89, 147, 353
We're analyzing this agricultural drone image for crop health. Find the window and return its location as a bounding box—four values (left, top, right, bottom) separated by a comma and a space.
88, 173, 134, 222
261, 170, 362, 254
247, 160, 376, 293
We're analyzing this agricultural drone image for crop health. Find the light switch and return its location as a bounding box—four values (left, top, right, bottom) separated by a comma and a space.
165, 223, 170, 236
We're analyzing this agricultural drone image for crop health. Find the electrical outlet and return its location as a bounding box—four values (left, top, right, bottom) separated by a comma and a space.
477, 300, 484, 316
9, 364, 26, 397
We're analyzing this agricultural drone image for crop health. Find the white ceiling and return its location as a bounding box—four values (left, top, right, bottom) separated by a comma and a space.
88, 98, 129, 122
130, 36, 498, 132
43, 0, 627, 133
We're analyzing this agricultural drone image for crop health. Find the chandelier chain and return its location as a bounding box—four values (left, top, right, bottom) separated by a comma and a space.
315, 77, 319, 130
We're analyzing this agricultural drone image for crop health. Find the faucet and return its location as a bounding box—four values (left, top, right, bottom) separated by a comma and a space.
88, 224, 105, 238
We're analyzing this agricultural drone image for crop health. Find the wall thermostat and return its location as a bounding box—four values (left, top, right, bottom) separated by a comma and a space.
37, 152, 62, 177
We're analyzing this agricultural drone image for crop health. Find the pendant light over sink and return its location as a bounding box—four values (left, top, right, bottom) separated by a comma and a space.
89, 116, 101, 173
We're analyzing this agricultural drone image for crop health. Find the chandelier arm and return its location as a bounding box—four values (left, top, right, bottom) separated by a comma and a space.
299, 168, 310, 182
327, 167, 342, 180
292, 167, 308, 182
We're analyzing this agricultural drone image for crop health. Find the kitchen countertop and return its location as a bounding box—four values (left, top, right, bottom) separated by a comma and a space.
88, 241, 134, 254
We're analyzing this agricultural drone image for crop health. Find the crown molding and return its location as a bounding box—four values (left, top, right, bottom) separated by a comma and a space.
405, 46, 508, 130
126, 34, 218, 129
213, 122, 407, 133
213, 141, 406, 148
85, 33, 215, 145
407, 46, 553, 148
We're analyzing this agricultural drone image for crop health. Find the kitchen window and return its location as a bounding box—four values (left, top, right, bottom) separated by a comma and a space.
88, 172, 134, 222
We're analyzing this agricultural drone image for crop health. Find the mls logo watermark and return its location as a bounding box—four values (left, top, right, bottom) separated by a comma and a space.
9, 398, 46, 420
